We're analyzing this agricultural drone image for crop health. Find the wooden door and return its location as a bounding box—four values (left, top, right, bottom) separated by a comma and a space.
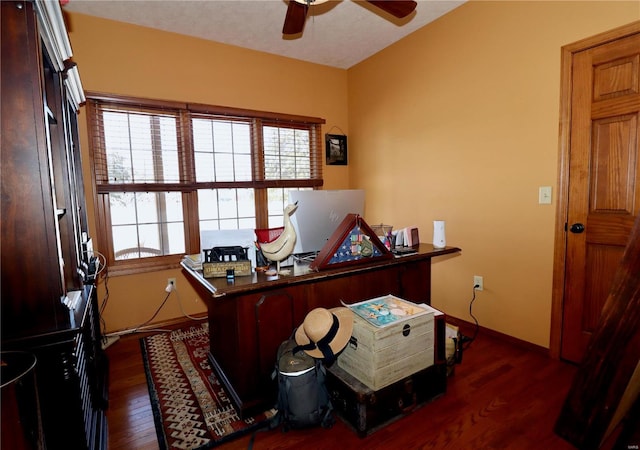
555, 213, 640, 449
555, 25, 640, 363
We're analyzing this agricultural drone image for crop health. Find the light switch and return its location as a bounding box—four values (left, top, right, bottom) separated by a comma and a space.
539, 186, 552, 204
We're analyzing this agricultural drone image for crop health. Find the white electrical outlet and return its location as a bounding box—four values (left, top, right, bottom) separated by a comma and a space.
473, 275, 483, 291
166, 278, 176, 292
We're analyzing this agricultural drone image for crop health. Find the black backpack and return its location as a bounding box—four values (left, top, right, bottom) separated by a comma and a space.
271, 334, 334, 431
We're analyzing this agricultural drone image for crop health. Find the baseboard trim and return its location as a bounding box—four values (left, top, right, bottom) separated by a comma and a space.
445, 315, 551, 357
101, 334, 120, 350
104, 313, 208, 338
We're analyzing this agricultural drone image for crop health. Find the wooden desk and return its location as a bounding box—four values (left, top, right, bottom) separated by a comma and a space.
182, 244, 460, 417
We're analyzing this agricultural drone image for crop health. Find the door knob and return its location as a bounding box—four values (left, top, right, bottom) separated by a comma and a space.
569, 223, 585, 233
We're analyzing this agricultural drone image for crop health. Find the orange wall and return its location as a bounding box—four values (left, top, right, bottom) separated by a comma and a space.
348, 1, 639, 347
67, 1, 639, 347
66, 13, 350, 333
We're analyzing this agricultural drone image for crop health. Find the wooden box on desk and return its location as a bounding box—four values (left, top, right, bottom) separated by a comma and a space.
338, 296, 437, 391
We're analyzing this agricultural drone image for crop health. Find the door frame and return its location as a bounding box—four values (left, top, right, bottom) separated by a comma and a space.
550, 20, 640, 360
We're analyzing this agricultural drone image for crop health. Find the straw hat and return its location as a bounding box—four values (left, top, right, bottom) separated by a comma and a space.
295, 307, 354, 362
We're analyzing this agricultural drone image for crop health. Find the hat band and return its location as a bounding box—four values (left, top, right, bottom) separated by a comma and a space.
296, 313, 340, 364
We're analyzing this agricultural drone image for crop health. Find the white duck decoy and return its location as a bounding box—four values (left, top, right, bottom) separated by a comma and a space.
260, 202, 298, 275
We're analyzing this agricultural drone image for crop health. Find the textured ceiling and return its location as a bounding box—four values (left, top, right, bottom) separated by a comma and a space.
63, 0, 465, 69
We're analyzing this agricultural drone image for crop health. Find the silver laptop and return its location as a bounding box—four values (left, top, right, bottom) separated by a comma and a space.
288, 189, 365, 255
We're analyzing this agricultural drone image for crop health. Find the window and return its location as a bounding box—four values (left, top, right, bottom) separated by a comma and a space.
86, 93, 324, 274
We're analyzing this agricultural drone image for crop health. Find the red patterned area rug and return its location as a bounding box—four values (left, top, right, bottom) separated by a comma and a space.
140, 323, 277, 450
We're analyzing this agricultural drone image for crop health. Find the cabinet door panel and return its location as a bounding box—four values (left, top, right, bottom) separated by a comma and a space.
214, 287, 302, 407
399, 260, 431, 303
254, 289, 298, 388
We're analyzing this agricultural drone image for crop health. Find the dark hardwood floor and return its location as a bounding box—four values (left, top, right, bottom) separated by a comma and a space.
106, 323, 581, 450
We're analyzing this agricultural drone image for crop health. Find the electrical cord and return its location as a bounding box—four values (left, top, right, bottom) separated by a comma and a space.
98, 267, 109, 315
102, 282, 206, 343
462, 284, 481, 350
93, 250, 107, 277
84, 250, 111, 347
92, 254, 171, 346
94, 253, 181, 344
136, 290, 173, 329
103, 290, 173, 341
174, 287, 207, 321
100, 283, 172, 342
99, 268, 109, 346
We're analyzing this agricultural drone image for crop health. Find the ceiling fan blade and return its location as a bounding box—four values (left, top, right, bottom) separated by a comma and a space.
366, 1, 417, 19
283, 1, 309, 35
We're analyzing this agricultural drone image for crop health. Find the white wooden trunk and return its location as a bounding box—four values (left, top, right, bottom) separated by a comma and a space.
338, 305, 435, 391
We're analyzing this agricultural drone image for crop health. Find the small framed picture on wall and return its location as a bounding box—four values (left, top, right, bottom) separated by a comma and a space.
325, 134, 348, 165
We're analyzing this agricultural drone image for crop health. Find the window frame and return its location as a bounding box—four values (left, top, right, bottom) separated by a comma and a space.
85, 92, 325, 276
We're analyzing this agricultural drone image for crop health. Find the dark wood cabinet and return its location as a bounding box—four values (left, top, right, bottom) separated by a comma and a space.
182, 245, 460, 417
1, 2, 107, 449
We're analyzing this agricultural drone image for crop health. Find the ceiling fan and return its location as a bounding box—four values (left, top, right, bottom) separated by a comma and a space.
283, 0, 418, 36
